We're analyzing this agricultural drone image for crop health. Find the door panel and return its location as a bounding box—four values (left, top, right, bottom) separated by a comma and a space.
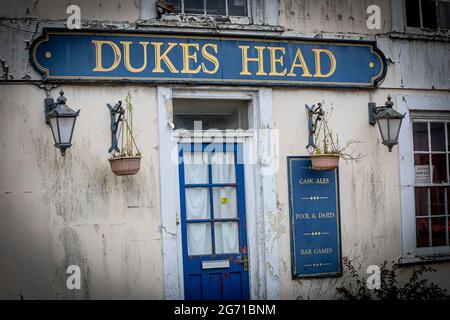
179, 143, 249, 300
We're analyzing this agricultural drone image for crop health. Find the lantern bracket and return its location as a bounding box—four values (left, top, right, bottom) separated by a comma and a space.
44, 97, 56, 125
368, 95, 394, 126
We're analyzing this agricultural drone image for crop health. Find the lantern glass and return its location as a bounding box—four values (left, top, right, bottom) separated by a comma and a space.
388, 117, 402, 142
49, 117, 59, 145
58, 117, 76, 145
377, 117, 389, 142
49, 116, 76, 146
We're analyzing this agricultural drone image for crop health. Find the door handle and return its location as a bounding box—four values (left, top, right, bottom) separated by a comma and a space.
237, 255, 248, 272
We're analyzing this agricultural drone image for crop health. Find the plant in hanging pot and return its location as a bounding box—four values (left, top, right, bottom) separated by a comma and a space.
307, 103, 365, 171
107, 92, 142, 176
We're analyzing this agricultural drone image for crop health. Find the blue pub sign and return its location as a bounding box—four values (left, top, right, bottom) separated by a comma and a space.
288, 157, 342, 278
30, 29, 387, 88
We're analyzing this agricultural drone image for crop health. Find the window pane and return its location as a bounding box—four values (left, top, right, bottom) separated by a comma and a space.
416, 217, 430, 247
187, 223, 212, 255
414, 154, 430, 183
431, 217, 446, 246
415, 187, 429, 216
413, 122, 429, 151
430, 187, 446, 215
165, 0, 182, 13
185, 0, 204, 14
228, 0, 247, 16
211, 151, 236, 183
421, 0, 438, 29
448, 123, 450, 150
206, 0, 226, 15
183, 151, 209, 184
430, 122, 445, 151
213, 187, 237, 218
214, 222, 239, 254
186, 188, 210, 219
438, 0, 450, 29
432, 154, 447, 183
406, 0, 421, 27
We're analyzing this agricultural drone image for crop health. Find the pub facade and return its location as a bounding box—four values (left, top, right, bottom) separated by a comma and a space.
0, 0, 449, 299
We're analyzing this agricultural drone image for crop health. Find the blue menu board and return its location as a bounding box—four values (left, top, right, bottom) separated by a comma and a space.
287, 157, 342, 278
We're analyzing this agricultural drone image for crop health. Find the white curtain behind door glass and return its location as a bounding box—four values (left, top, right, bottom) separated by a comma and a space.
187, 223, 212, 255
184, 152, 208, 184
211, 151, 236, 183
215, 222, 239, 254
213, 187, 237, 218
186, 188, 210, 219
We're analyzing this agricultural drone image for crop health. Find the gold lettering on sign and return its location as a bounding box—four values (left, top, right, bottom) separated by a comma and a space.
152, 42, 179, 73
120, 41, 149, 73
287, 48, 312, 77
201, 44, 219, 74
239, 45, 267, 76
92, 40, 122, 72
312, 49, 336, 78
179, 43, 202, 74
268, 47, 287, 76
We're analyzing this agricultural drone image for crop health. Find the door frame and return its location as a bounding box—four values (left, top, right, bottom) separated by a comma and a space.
157, 86, 280, 299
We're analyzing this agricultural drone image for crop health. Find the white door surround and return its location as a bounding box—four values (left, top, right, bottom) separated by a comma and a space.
157, 86, 280, 299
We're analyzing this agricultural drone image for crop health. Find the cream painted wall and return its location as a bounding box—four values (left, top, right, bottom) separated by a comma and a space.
273, 88, 450, 299
278, 0, 391, 35
0, 84, 163, 299
0, 0, 140, 21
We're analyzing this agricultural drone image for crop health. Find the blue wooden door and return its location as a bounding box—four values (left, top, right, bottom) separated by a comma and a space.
178, 143, 250, 300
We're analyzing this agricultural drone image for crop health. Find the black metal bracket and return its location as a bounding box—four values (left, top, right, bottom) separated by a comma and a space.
305, 103, 324, 150
368, 95, 394, 126
44, 97, 55, 125
368, 102, 382, 126
107, 101, 124, 154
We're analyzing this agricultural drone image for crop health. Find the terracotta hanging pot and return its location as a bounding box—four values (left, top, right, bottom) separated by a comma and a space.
310, 154, 340, 171
108, 155, 141, 176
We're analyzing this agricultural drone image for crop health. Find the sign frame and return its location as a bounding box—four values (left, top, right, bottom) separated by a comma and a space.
30, 28, 388, 89
287, 156, 343, 279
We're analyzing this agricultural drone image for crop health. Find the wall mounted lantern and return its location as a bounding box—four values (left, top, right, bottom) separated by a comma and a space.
45, 90, 80, 156
368, 95, 405, 152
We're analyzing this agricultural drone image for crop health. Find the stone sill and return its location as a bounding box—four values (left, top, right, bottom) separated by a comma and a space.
396, 255, 450, 267
389, 31, 450, 42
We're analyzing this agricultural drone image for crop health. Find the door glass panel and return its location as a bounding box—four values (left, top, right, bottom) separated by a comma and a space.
214, 222, 239, 254
186, 188, 210, 219
187, 223, 212, 255
184, 151, 209, 184
211, 151, 236, 183
213, 187, 237, 218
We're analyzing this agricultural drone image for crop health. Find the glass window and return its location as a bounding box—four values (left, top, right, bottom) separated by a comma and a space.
182, 145, 242, 256
405, 0, 450, 30
167, 0, 248, 16
412, 120, 450, 248
173, 99, 249, 130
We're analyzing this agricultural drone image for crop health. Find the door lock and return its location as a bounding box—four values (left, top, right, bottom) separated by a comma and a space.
238, 255, 248, 272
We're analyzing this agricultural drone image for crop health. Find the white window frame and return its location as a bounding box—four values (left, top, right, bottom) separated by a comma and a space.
157, 86, 280, 299
398, 94, 450, 264
171, 0, 251, 17
402, 0, 450, 34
